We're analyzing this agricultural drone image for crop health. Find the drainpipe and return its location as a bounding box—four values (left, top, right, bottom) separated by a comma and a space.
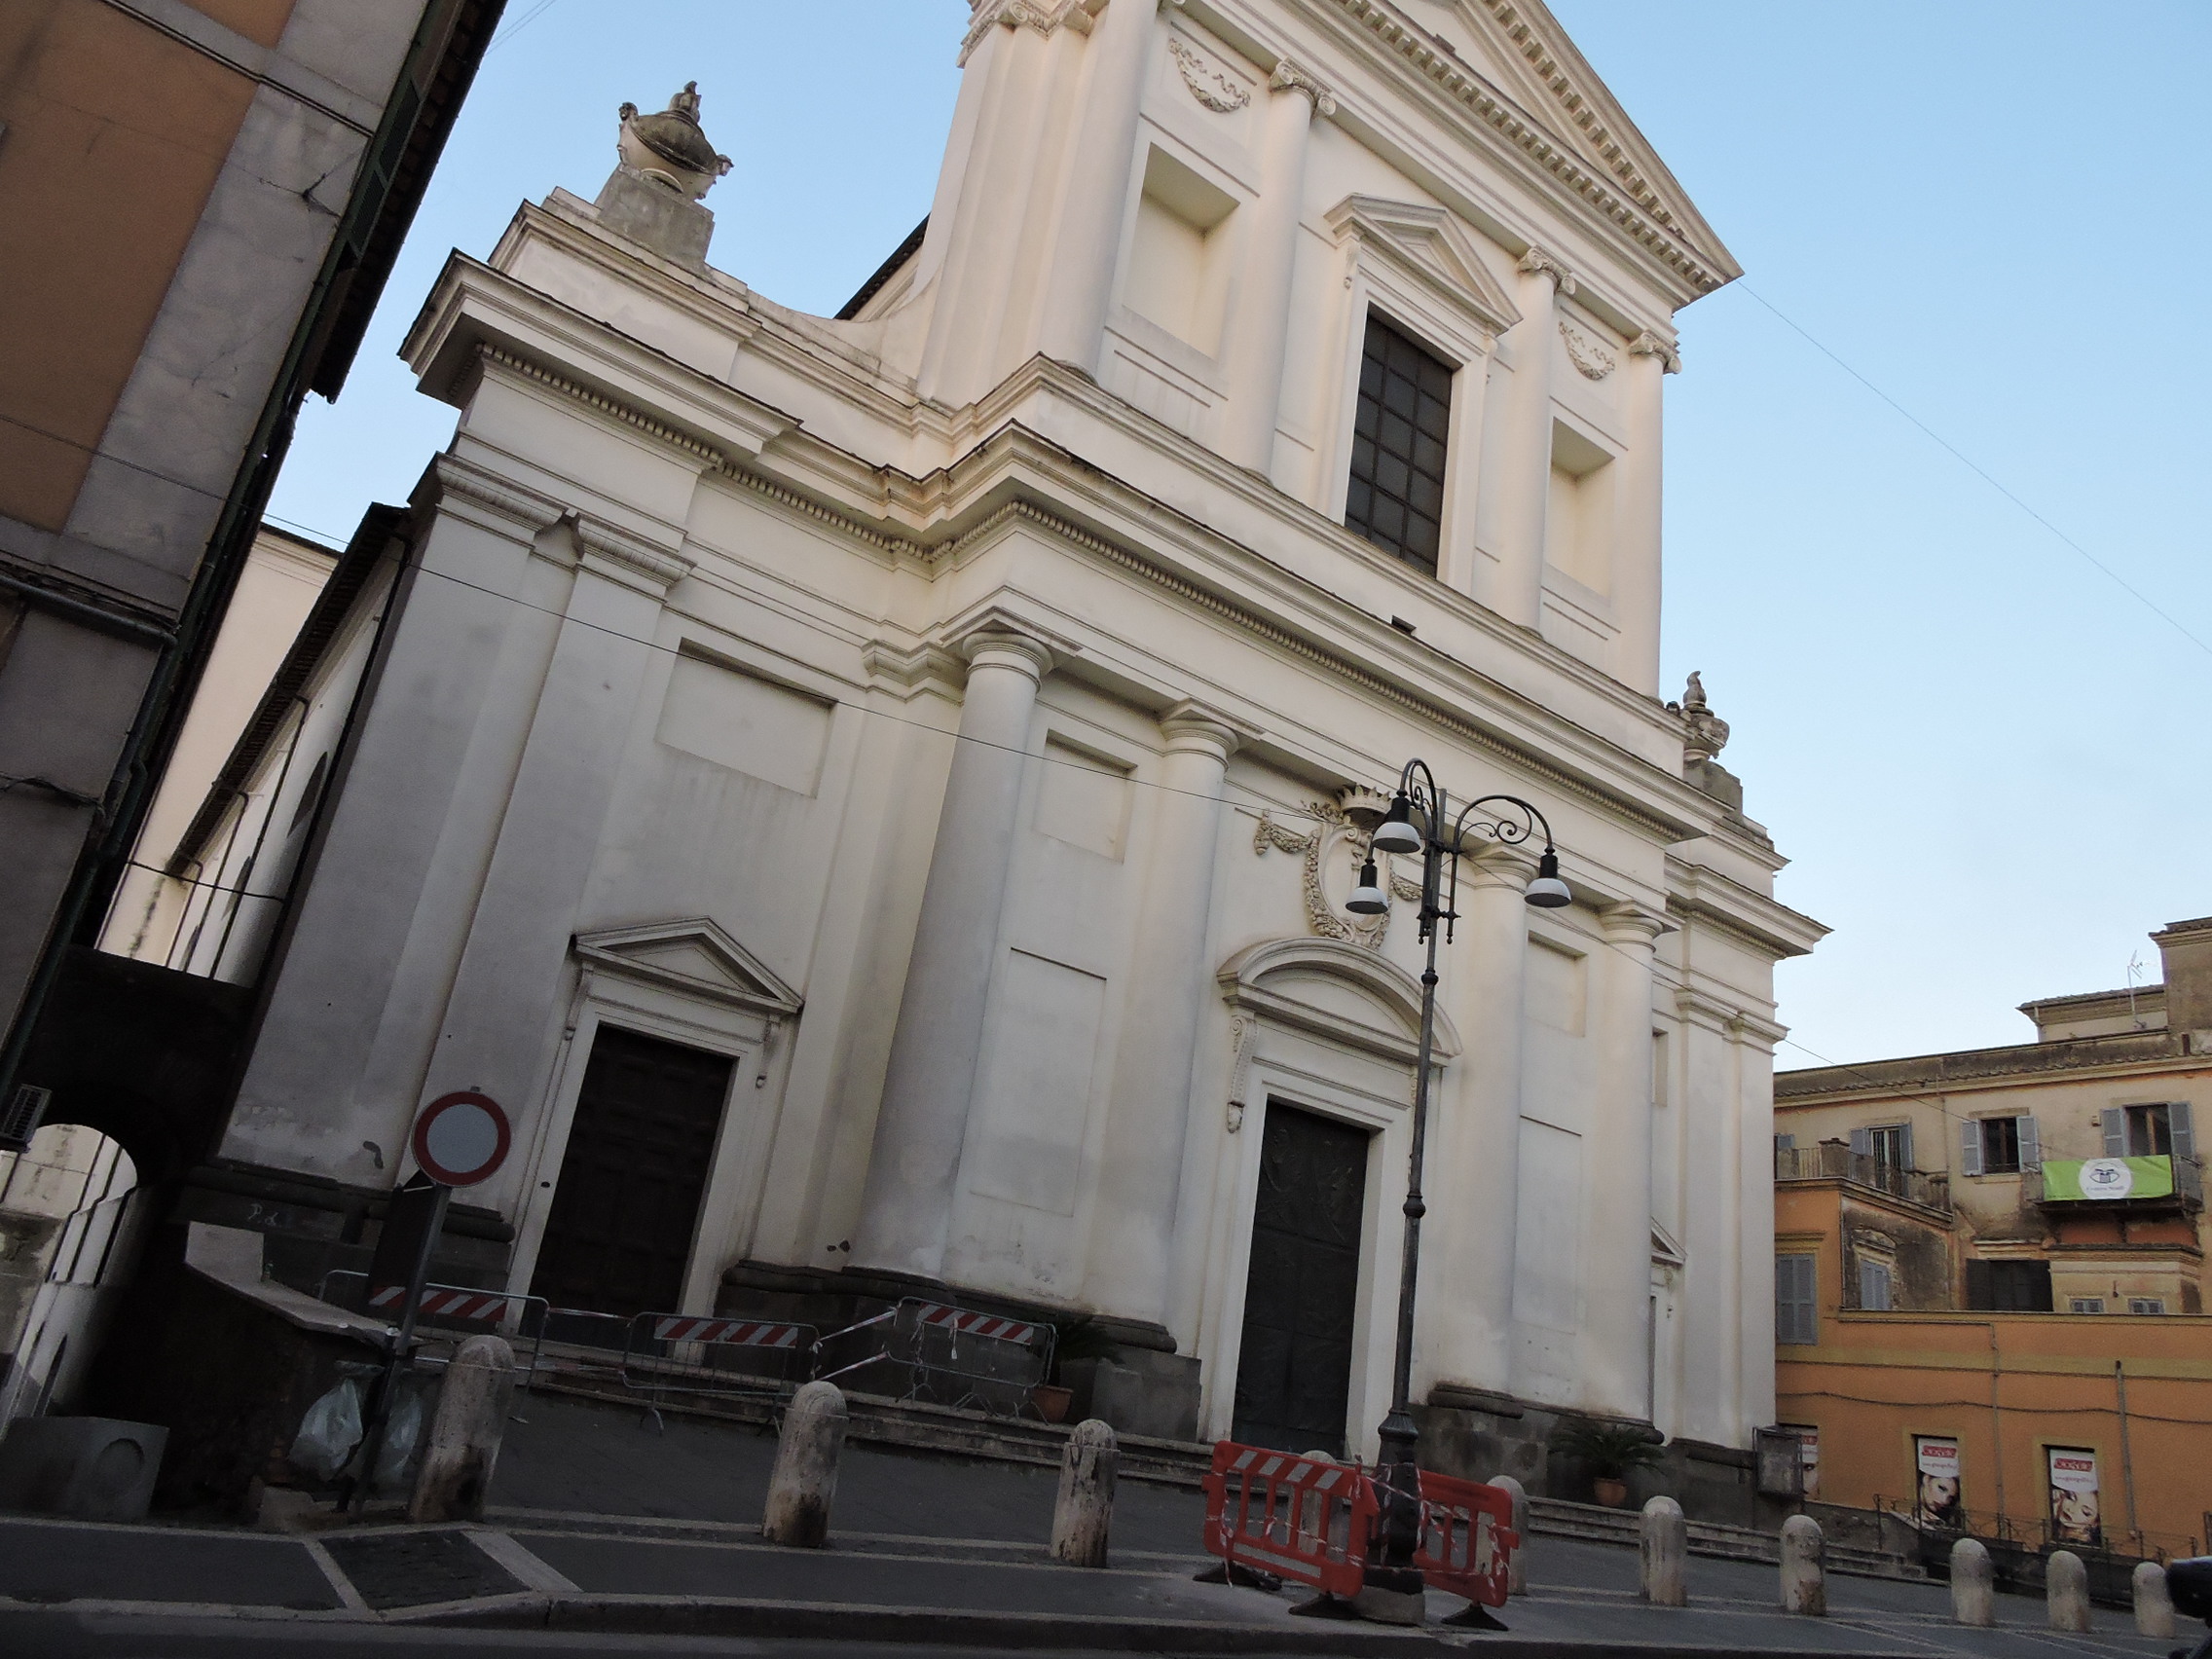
2116, 1361, 2138, 1541
1983, 1322, 2008, 1530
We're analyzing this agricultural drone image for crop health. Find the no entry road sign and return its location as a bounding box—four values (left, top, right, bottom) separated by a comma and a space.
410, 1090, 510, 1187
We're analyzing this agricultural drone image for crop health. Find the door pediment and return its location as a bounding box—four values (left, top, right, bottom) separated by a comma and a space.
573, 919, 802, 1028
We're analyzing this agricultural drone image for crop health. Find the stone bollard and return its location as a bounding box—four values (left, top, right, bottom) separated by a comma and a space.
2134, 1561, 2176, 1640
763, 1382, 847, 1548
408, 1335, 516, 1523
1780, 1514, 1825, 1616
1052, 1419, 1118, 1568
2046, 1549, 2091, 1633
1639, 1495, 1687, 1607
1491, 1474, 1529, 1597
1949, 1536, 1994, 1627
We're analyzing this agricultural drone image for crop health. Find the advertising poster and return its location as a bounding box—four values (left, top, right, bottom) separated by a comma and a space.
1913, 1435, 1963, 1529
1795, 1426, 1821, 1501
2047, 1448, 2101, 1546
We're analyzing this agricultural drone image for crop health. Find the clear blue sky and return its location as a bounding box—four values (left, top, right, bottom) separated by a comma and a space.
267, 2, 2212, 1069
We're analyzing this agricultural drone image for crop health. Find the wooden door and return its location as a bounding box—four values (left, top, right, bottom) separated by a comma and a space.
1231, 1102, 1369, 1455
529, 1025, 732, 1316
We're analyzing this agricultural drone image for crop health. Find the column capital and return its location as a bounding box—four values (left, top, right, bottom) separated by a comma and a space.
1160, 699, 1248, 760
1599, 901, 1672, 946
960, 630, 1054, 682
1516, 245, 1577, 296
1268, 59, 1338, 115
1629, 330, 1681, 374
1462, 839, 1542, 890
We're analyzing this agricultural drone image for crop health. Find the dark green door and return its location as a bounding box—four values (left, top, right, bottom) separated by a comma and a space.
1231, 1103, 1369, 1455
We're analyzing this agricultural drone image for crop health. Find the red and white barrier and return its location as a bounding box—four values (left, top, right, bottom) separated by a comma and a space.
368, 1284, 523, 1323
913, 1304, 1039, 1346
650, 1316, 808, 1348
1200, 1440, 1520, 1612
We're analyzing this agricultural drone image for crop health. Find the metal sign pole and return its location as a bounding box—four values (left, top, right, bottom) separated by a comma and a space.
348, 1181, 450, 1511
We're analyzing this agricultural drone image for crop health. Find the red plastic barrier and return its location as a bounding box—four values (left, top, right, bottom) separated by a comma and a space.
1202, 1442, 1374, 1597
1414, 1469, 1519, 1609
1200, 1442, 1522, 1611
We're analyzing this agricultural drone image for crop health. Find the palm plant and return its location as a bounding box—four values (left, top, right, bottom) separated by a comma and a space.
1551, 1417, 1664, 1480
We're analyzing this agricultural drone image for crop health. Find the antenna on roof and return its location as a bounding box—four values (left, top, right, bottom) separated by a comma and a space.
2125, 951, 2147, 1029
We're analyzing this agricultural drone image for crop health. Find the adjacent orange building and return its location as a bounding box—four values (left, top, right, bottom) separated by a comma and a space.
1774, 916, 2212, 1558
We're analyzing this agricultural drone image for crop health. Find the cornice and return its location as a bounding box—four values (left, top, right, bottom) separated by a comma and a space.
1316, 0, 1739, 295
416, 265, 1745, 854
1664, 858, 1826, 963
1776, 1033, 2206, 1103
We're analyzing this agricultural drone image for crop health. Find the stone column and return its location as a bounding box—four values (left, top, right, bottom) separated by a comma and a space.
1612, 333, 1675, 697
855, 631, 1052, 1280
1673, 989, 1742, 1445
1423, 845, 1533, 1394
1582, 903, 1665, 1418
1037, 0, 1159, 376
1219, 64, 1331, 476
1086, 703, 1239, 1323
1480, 249, 1571, 629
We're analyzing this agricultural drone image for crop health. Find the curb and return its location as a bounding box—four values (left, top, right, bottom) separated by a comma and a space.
403, 1591, 1934, 1656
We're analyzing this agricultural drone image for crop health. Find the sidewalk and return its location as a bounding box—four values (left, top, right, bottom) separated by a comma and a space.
0, 1391, 2187, 1655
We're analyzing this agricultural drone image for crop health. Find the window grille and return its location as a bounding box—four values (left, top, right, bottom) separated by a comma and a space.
2128, 1297, 2166, 1316
1345, 313, 1452, 574
2069, 1297, 2105, 1314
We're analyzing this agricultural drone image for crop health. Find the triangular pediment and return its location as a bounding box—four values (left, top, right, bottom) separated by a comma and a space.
573, 918, 802, 1019
1324, 195, 1521, 341
1319, 0, 1740, 297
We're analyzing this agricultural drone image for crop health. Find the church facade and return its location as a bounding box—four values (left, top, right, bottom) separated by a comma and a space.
204, 0, 1823, 1479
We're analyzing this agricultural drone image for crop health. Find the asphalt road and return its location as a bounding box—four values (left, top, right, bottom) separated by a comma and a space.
0, 1616, 1104, 1658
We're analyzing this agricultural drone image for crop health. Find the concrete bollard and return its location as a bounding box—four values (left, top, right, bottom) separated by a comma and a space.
1639, 1495, 1687, 1607
1949, 1536, 1994, 1627
763, 1382, 847, 1548
1491, 1474, 1529, 1597
1052, 1419, 1119, 1568
2134, 1561, 2176, 1640
1780, 1514, 1825, 1616
2046, 1549, 2091, 1633
408, 1335, 515, 1523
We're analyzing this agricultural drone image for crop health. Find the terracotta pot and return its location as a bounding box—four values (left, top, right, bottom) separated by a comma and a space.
1032, 1383, 1074, 1423
1593, 1477, 1630, 1508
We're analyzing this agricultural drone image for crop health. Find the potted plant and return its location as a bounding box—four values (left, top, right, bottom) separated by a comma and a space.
1033, 1317, 1119, 1423
1552, 1417, 1664, 1508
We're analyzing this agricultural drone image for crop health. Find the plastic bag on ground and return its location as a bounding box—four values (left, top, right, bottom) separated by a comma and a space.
288, 1376, 362, 1483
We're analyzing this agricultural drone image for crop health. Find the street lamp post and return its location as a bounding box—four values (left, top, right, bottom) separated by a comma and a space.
1344, 759, 1569, 1615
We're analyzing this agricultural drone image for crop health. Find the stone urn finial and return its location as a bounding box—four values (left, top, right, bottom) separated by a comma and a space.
616, 80, 732, 201
1675, 671, 1731, 765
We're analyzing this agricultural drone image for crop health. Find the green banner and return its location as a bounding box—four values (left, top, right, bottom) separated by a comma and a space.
2042, 1156, 2173, 1201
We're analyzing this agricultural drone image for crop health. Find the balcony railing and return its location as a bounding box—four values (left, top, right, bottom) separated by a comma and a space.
1775, 1142, 1951, 1213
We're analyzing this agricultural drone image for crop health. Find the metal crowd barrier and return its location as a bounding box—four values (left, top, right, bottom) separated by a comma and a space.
813, 1297, 1053, 1419
619, 1312, 817, 1410
316, 1270, 549, 1387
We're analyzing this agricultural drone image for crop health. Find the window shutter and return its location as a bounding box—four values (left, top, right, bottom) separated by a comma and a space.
1899, 1121, 1916, 1171
2026, 1261, 2053, 1311
1776, 1255, 1817, 1345
1775, 1133, 1795, 1151
1850, 1126, 1873, 1156
2101, 1107, 2125, 1157
2170, 1102, 2195, 1161
2018, 1115, 2040, 1169
1859, 1261, 1892, 1311
1960, 1119, 1984, 1176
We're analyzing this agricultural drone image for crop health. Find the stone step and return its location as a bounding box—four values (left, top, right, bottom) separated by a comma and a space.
1527, 1496, 1925, 1582
530, 1362, 1216, 1488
